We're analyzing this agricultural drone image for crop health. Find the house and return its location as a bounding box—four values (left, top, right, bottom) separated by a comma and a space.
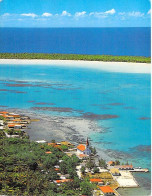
48, 142, 56, 146
13, 119, 28, 124
0, 111, 9, 115
8, 124, 22, 129
60, 141, 74, 147
20, 116, 30, 120
10, 114, 20, 119
114, 165, 133, 170
77, 138, 91, 156
107, 161, 115, 166
45, 151, 52, 154
78, 154, 89, 160
54, 179, 73, 185
99, 186, 115, 196
36, 140, 47, 144
0, 120, 4, 130
6, 116, 15, 120
90, 179, 104, 186
110, 168, 120, 176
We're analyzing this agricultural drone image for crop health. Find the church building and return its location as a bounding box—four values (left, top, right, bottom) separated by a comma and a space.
77, 138, 91, 156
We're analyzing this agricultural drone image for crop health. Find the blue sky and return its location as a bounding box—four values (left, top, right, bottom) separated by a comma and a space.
0, 0, 151, 27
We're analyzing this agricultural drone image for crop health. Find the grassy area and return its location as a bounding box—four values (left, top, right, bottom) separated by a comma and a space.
0, 53, 151, 63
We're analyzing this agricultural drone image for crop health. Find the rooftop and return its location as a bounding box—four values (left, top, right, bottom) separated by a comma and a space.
99, 186, 114, 193
55, 179, 73, 183
108, 161, 115, 165
77, 144, 86, 152
90, 179, 103, 183
45, 151, 52, 154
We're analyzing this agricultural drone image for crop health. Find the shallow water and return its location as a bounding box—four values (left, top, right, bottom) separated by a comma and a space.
0, 63, 151, 195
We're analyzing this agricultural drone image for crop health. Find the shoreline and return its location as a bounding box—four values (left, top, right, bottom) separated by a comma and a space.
3, 107, 123, 161
2, 107, 142, 162
0, 59, 151, 73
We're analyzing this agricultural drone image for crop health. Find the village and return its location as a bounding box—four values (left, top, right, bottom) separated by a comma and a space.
0, 111, 149, 196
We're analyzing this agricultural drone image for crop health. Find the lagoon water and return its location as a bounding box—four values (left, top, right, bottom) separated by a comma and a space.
0, 27, 151, 56
0, 64, 151, 195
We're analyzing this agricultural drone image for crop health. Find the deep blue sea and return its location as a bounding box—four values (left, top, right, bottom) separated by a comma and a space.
0, 27, 151, 56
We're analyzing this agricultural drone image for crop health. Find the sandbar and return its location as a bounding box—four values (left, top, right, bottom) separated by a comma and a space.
0, 59, 151, 73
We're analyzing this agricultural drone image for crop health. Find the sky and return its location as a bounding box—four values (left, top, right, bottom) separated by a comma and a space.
0, 0, 151, 27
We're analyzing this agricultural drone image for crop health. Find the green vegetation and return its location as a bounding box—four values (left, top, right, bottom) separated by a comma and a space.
0, 116, 4, 120
4, 129, 26, 137
0, 134, 97, 195
0, 53, 151, 63
90, 146, 97, 155
99, 158, 107, 169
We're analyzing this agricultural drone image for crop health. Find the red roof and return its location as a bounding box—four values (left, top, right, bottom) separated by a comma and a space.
55, 179, 73, 183
99, 186, 114, 193
54, 168, 60, 171
108, 161, 115, 165
79, 154, 88, 158
48, 143, 56, 146
8, 123, 22, 127
12, 115, 20, 117
1, 114, 8, 117
77, 144, 86, 152
0, 111, 9, 114
45, 151, 52, 154
90, 179, 103, 183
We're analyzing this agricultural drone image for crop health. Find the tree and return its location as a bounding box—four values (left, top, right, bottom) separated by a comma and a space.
73, 177, 80, 189
71, 155, 80, 165
81, 166, 85, 175
60, 162, 68, 174
93, 167, 99, 173
90, 147, 97, 155
48, 171, 59, 181
86, 159, 95, 170
68, 168, 77, 179
80, 180, 94, 196
99, 159, 107, 169
60, 145, 68, 151
43, 155, 58, 169
115, 160, 120, 165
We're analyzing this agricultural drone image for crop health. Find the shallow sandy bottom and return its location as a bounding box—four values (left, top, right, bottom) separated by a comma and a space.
0, 59, 150, 74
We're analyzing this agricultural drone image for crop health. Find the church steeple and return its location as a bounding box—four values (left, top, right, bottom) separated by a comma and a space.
86, 137, 89, 147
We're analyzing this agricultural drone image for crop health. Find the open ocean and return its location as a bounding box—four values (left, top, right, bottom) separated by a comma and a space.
0, 28, 151, 195
0, 27, 151, 56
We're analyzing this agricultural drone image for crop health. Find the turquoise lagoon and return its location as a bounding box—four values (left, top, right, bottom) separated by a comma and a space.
0, 63, 151, 195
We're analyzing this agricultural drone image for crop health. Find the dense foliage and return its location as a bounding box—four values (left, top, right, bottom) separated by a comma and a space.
0, 136, 94, 195
0, 53, 150, 63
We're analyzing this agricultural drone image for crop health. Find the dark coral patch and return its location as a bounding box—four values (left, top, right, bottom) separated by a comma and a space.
82, 112, 119, 120
124, 107, 136, 110
108, 103, 124, 106
139, 117, 151, 120
31, 106, 73, 113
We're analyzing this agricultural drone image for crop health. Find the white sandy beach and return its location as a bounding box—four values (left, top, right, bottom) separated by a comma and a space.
0, 59, 151, 73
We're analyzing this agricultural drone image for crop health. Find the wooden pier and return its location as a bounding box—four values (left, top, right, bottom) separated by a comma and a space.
132, 168, 149, 173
